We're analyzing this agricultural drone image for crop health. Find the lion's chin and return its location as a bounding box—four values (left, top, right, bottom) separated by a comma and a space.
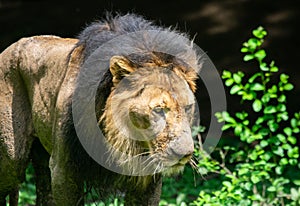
161, 164, 186, 177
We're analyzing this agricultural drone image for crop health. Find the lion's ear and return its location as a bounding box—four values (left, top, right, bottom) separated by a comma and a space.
110, 56, 135, 85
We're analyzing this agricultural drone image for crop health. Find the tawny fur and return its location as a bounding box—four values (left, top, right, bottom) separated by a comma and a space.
0, 13, 201, 205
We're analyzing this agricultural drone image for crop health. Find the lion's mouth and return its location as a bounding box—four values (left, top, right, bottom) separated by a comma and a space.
160, 154, 192, 176
163, 153, 192, 167
161, 163, 186, 176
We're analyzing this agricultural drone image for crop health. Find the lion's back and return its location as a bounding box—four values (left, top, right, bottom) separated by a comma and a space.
0, 35, 79, 154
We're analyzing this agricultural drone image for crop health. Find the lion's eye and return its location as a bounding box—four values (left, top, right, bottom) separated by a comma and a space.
129, 111, 151, 129
153, 107, 164, 115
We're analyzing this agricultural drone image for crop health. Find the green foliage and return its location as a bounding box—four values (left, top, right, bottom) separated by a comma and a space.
160, 166, 203, 206
193, 26, 300, 205
8, 163, 36, 206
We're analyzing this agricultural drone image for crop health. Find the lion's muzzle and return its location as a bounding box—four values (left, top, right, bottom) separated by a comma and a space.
164, 127, 194, 167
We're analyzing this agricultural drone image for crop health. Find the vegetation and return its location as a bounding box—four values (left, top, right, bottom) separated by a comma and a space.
12, 26, 300, 206
193, 26, 300, 205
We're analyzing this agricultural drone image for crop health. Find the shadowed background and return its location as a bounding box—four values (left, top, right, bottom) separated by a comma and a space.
1, 0, 299, 133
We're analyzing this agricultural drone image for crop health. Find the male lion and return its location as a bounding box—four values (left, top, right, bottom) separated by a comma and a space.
0, 14, 201, 205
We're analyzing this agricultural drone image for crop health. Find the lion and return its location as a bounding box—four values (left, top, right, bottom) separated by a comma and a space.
0, 13, 201, 205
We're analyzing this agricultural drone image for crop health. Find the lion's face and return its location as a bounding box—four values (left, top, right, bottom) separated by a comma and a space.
102, 55, 198, 176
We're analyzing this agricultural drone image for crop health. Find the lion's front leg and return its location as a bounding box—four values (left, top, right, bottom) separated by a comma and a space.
124, 176, 162, 206
49, 133, 84, 206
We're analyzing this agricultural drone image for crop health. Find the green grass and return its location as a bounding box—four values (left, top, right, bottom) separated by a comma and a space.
14, 164, 203, 206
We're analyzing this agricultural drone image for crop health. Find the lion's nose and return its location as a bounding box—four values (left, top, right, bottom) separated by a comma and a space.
166, 130, 194, 162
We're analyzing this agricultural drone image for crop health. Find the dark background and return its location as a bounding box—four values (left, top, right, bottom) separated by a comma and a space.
1, 0, 299, 129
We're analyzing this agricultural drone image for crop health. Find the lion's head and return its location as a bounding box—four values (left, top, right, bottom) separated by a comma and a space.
100, 52, 199, 177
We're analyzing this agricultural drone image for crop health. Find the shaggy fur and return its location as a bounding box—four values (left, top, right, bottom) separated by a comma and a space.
0, 13, 201, 205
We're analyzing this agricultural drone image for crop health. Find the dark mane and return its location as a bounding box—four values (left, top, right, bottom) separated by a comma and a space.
77, 13, 200, 71
77, 13, 160, 61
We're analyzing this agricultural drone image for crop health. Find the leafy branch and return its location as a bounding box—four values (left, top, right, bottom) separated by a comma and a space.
193, 26, 300, 206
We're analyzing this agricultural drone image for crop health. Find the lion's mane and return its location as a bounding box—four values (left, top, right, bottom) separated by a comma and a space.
64, 13, 200, 198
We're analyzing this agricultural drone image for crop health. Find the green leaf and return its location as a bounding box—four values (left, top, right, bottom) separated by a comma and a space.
289, 159, 297, 165
278, 94, 286, 102
240, 128, 251, 141
276, 134, 286, 143
287, 147, 299, 158
215, 112, 223, 121
235, 112, 248, 120
268, 85, 277, 94
247, 134, 263, 143
277, 104, 286, 112
241, 47, 248, 53
244, 182, 252, 191
268, 121, 279, 132
221, 112, 236, 124
234, 124, 243, 136
238, 167, 249, 176
230, 85, 241, 94
243, 120, 249, 125
278, 112, 289, 121
291, 188, 300, 201
222, 70, 232, 79
251, 83, 265, 91
255, 49, 266, 61
247, 38, 261, 49
282, 143, 292, 150
275, 166, 283, 175
270, 66, 278, 72
264, 106, 277, 114
222, 181, 232, 188
249, 37, 260, 46
252, 99, 262, 112
221, 111, 231, 121
255, 117, 265, 124
259, 128, 269, 136
293, 127, 300, 133
284, 127, 292, 136
259, 62, 269, 71
221, 124, 232, 131
225, 78, 234, 86
248, 73, 261, 83
267, 186, 276, 192
233, 72, 243, 84
251, 175, 260, 184
273, 147, 284, 157
283, 83, 294, 91
244, 54, 255, 61
291, 118, 297, 128
293, 180, 300, 186
253, 26, 267, 39
260, 140, 268, 147
280, 73, 289, 84
279, 158, 288, 165
242, 92, 255, 100
263, 152, 273, 161
249, 151, 258, 160
261, 93, 270, 103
